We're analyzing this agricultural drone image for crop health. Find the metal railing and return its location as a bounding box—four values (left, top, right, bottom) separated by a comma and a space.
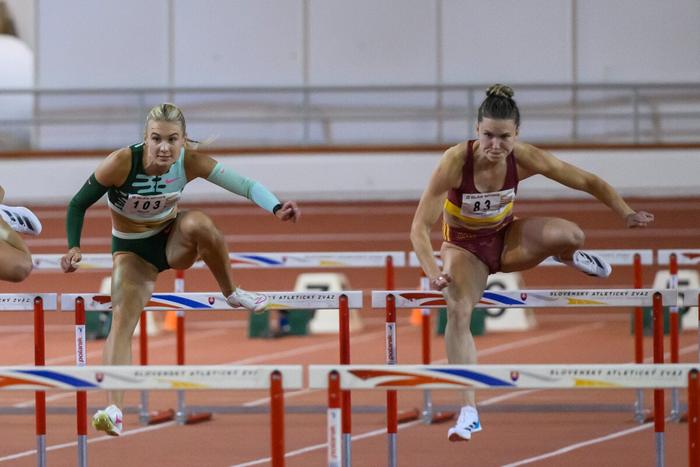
1, 83, 699, 150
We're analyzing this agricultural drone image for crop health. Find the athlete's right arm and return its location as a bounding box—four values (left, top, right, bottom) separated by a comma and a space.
410, 146, 463, 289
61, 149, 130, 273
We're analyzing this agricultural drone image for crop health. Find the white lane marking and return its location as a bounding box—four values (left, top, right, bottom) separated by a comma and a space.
0, 422, 177, 463
500, 423, 653, 467
499, 343, 700, 467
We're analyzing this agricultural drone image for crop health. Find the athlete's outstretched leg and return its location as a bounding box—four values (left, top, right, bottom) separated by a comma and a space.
92, 253, 157, 436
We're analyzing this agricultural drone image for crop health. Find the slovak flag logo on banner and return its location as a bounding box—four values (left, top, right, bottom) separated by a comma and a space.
510, 371, 520, 382
520, 293, 527, 301
208, 297, 215, 305
96, 372, 104, 383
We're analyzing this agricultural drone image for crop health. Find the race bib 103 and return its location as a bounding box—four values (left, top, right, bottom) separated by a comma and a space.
122, 192, 180, 217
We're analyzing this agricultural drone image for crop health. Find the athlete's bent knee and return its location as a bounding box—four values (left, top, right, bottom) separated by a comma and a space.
557, 223, 585, 250
4, 259, 32, 282
180, 211, 218, 238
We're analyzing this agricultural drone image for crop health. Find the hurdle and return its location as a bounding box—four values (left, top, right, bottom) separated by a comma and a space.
407, 249, 654, 423
541, 249, 654, 424
371, 287, 677, 460
0, 364, 302, 467
0, 293, 57, 467
659, 250, 700, 422
60, 290, 363, 463
684, 290, 700, 360
33, 252, 400, 422
168, 251, 398, 442
309, 363, 699, 467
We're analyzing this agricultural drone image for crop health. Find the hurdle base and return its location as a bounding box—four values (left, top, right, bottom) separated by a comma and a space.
147, 408, 176, 425
635, 411, 654, 424
397, 408, 420, 424
428, 411, 456, 424
185, 412, 213, 425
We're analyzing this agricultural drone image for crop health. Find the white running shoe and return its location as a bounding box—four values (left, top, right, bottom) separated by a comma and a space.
227, 288, 269, 313
554, 250, 612, 278
447, 406, 482, 442
0, 204, 42, 236
91, 404, 123, 436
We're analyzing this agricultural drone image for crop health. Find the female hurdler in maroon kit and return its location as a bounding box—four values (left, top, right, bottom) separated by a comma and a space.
410, 84, 654, 442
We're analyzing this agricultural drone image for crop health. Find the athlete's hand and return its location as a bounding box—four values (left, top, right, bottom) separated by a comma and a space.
626, 211, 654, 228
61, 248, 82, 273
275, 201, 301, 223
430, 273, 452, 291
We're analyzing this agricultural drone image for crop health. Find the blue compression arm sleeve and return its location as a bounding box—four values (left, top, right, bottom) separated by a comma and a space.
207, 162, 281, 213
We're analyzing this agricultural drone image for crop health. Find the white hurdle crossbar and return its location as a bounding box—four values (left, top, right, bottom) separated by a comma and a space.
32, 251, 406, 270
371, 288, 677, 309
0, 293, 57, 311
61, 291, 364, 312
371, 288, 678, 467
309, 363, 694, 391
310, 364, 700, 467
0, 365, 303, 390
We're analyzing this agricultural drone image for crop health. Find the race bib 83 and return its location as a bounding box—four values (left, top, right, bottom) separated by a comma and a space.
460, 188, 515, 218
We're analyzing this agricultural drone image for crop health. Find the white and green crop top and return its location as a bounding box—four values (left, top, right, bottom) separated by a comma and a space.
107, 143, 187, 223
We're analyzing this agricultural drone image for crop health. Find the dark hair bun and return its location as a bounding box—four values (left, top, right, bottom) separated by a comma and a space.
486, 84, 514, 99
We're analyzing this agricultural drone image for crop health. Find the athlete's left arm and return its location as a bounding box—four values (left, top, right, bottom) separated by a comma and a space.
518, 143, 653, 228
185, 151, 300, 223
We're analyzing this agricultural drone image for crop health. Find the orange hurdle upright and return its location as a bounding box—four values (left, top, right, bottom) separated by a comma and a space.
653, 292, 666, 466
632, 253, 651, 423
689, 369, 700, 467
75, 297, 88, 467
385, 294, 398, 467
669, 254, 683, 421
33, 297, 47, 467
